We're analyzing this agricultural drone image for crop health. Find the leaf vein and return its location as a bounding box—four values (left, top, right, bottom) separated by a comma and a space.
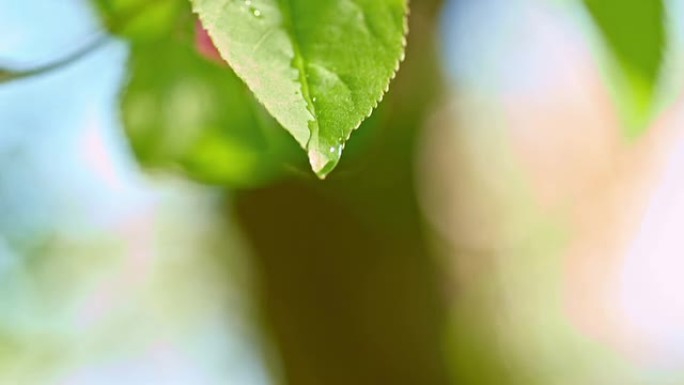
277, 0, 319, 145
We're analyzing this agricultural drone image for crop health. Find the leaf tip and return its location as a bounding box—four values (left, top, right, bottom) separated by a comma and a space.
308, 142, 344, 179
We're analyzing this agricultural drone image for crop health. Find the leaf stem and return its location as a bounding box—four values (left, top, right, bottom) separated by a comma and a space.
0, 35, 110, 84
0, 0, 172, 85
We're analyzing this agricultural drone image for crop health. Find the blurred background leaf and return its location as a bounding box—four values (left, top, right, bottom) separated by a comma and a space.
122, 38, 306, 187
91, 0, 308, 187
91, 0, 186, 42
583, 0, 666, 136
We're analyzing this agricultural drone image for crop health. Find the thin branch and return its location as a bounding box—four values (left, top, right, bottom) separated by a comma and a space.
0, 0, 175, 85
0, 35, 111, 84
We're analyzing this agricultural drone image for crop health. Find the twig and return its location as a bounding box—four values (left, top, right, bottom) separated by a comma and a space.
0, 35, 110, 84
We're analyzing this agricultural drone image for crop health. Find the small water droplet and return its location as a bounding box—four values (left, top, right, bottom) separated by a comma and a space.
327, 144, 344, 157
243, 1, 262, 18
312, 97, 317, 102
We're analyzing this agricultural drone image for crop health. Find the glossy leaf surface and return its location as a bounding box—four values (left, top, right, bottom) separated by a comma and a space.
192, 0, 408, 177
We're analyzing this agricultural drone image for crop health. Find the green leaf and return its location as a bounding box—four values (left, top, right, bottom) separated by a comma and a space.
122, 38, 305, 187
583, 0, 666, 136
191, 0, 408, 178
91, 0, 187, 41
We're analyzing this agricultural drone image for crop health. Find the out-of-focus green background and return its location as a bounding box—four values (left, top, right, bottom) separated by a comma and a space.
2, 0, 684, 384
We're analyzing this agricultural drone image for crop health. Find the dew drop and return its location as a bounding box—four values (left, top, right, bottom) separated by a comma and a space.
312, 97, 317, 102
243, 0, 262, 18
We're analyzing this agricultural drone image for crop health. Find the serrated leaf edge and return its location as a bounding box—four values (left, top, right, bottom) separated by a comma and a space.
190, 0, 410, 179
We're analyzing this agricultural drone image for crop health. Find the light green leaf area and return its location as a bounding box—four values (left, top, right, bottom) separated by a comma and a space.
583, 0, 666, 137
123, 39, 305, 187
192, 0, 408, 178
91, 0, 186, 41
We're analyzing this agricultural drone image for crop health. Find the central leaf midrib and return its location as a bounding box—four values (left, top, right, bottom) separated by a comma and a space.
277, 0, 320, 147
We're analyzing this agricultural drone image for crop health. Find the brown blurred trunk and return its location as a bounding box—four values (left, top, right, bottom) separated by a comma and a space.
232, 1, 449, 384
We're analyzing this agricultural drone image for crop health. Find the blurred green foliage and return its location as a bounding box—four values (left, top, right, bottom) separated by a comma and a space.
91, 0, 186, 41
123, 38, 306, 186
583, 0, 666, 135
93, 0, 308, 187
